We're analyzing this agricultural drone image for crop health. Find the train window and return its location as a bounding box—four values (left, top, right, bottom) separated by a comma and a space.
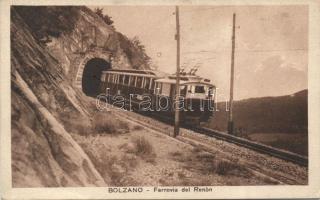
132, 76, 137, 86
108, 74, 112, 82
195, 85, 205, 93
188, 85, 194, 93
101, 74, 106, 82
154, 82, 161, 94
161, 83, 171, 96
180, 85, 187, 96
124, 75, 130, 85
158, 82, 161, 91
122, 75, 126, 84
136, 76, 143, 88
110, 74, 113, 83
119, 75, 124, 84
145, 78, 150, 90
142, 77, 145, 88
208, 86, 215, 98
112, 74, 117, 83
150, 79, 155, 90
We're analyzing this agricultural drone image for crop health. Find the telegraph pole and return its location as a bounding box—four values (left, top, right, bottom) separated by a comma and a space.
174, 6, 181, 137
228, 13, 236, 135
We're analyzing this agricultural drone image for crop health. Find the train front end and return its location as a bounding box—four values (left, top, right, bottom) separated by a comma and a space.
180, 81, 216, 124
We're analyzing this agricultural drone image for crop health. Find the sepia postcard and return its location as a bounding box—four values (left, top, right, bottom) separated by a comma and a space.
1, 0, 320, 199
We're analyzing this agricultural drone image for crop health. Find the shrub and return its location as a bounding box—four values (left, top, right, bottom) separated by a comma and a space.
94, 7, 114, 25
59, 111, 91, 136
214, 160, 250, 176
132, 125, 144, 131
215, 160, 236, 175
132, 136, 153, 155
92, 112, 129, 134
169, 151, 183, 157
131, 136, 156, 163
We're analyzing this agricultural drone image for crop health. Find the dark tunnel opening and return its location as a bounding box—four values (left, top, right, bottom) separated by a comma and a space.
82, 58, 111, 97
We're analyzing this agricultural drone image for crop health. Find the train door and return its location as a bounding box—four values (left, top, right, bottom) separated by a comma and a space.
161, 82, 171, 112
124, 75, 130, 97
161, 83, 171, 96
136, 76, 143, 95
150, 78, 155, 94
170, 84, 186, 113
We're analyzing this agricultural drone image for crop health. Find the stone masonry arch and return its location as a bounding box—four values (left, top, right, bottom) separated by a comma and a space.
74, 49, 112, 90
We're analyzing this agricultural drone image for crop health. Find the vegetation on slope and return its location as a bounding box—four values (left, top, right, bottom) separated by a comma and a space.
14, 6, 80, 43
206, 90, 308, 155
208, 90, 307, 134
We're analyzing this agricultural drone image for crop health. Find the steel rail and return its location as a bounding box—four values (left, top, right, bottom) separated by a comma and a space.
105, 101, 308, 167
191, 126, 308, 167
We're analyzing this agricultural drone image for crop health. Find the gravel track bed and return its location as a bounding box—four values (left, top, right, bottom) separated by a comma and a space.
112, 108, 307, 185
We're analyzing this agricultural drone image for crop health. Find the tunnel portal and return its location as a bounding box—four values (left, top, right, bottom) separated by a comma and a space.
82, 58, 111, 96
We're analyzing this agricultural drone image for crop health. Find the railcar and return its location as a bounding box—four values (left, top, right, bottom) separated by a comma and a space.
99, 69, 216, 125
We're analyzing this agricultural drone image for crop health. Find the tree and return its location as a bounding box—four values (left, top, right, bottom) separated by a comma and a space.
94, 7, 114, 26
94, 8, 104, 18
130, 36, 151, 67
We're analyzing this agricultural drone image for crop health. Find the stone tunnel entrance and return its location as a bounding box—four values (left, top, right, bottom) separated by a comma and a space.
82, 58, 111, 96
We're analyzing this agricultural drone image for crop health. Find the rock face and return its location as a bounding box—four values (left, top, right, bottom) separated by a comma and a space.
11, 6, 147, 187
15, 6, 150, 87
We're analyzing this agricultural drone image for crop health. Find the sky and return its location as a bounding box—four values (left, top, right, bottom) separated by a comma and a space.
91, 5, 308, 100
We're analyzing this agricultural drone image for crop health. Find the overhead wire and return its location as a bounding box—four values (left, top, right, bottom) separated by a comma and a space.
159, 7, 307, 61
182, 48, 307, 54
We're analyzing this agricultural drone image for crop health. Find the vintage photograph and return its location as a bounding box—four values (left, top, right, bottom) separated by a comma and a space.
10, 3, 309, 189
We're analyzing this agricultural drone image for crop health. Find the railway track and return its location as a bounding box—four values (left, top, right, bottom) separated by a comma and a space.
113, 109, 307, 184
134, 109, 308, 167
114, 107, 308, 167
190, 126, 308, 167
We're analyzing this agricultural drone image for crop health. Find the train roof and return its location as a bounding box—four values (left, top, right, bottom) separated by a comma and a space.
102, 68, 215, 86
102, 69, 166, 77
155, 78, 215, 87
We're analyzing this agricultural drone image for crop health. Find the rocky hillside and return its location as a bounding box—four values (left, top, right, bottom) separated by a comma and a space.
11, 6, 149, 187
14, 6, 150, 81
